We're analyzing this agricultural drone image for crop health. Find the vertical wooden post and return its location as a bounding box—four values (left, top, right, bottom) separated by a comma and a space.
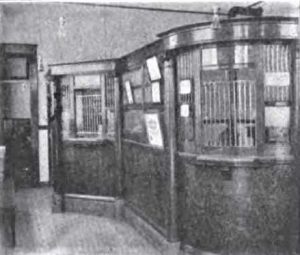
194, 49, 202, 153
296, 8, 300, 254
114, 76, 123, 197
101, 74, 107, 137
0, 45, 5, 145
255, 44, 265, 155
164, 57, 178, 242
30, 49, 40, 185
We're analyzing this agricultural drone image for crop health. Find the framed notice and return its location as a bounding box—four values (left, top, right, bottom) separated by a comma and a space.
202, 47, 217, 67
179, 80, 191, 94
180, 104, 190, 117
146, 56, 161, 81
234, 44, 248, 64
151, 82, 161, 103
265, 106, 290, 127
145, 113, 164, 148
125, 81, 134, 104
265, 72, 290, 87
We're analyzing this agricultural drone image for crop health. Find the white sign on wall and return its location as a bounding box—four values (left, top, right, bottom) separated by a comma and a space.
125, 81, 134, 104
202, 47, 218, 67
151, 82, 161, 103
180, 104, 190, 117
265, 106, 290, 127
145, 113, 163, 148
179, 80, 191, 94
146, 56, 161, 81
234, 44, 248, 64
265, 72, 290, 87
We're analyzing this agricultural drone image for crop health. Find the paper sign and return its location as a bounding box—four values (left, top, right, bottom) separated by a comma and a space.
146, 56, 161, 81
265, 72, 290, 87
180, 104, 190, 117
280, 23, 298, 38
265, 106, 290, 127
151, 82, 161, 103
125, 81, 133, 104
179, 80, 191, 94
234, 45, 248, 64
202, 47, 217, 66
74, 75, 100, 88
145, 113, 163, 148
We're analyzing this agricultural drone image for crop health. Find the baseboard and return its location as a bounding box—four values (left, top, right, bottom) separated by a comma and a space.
52, 192, 63, 213
123, 203, 180, 255
52, 192, 123, 219
38, 181, 50, 187
182, 245, 220, 255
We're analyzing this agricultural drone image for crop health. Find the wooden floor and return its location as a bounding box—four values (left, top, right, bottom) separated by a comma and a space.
2, 187, 160, 255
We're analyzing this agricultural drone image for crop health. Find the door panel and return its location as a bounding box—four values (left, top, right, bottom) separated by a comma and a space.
4, 119, 34, 188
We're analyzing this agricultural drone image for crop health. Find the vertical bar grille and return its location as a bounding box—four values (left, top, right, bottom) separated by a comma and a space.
263, 44, 290, 104
76, 92, 102, 136
202, 80, 256, 147
263, 44, 289, 73
105, 75, 115, 109
105, 75, 115, 136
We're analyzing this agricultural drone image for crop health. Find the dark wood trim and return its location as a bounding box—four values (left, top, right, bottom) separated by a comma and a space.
38, 181, 50, 187
62, 138, 113, 147
164, 58, 178, 242
54, 76, 65, 210
255, 42, 265, 154
50, 61, 116, 76
101, 74, 107, 136
291, 41, 298, 150
29, 51, 39, 186
0, 45, 5, 144
114, 76, 122, 197
122, 138, 165, 152
4, 44, 37, 56
49, 58, 118, 67
38, 125, 48, 130
120, 40, 164, 72
158, 16, 298, 38
159, 17, 298, 51
178, 151, 293, 167
194, 47, 202, 154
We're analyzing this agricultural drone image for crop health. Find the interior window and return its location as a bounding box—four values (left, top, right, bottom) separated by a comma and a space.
201, 45, 256, 148
75, 89, 102, 137
262, 43, 291, 144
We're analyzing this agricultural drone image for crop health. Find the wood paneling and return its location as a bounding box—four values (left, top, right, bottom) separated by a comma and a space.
179, 159, 297, 254
62, 141, 117, 196
176, 49, 200, 153
4, 119, 33, 188
123, 141, 169, 236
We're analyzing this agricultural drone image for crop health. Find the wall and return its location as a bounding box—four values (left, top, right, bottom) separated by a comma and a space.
2, 2, 297, 63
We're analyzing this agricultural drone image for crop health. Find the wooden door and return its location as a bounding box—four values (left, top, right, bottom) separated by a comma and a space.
4, 119, 35, 188
1, 47, 39, 188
